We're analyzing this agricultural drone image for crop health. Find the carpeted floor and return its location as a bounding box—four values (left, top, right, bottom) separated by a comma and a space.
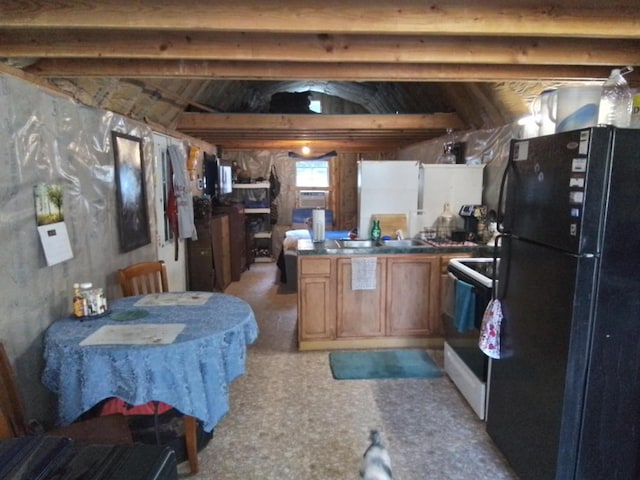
178, 263, 518, 479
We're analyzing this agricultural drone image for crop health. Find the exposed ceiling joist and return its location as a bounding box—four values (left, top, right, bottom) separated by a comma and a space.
3, 30, 640, 67
26, 60, 618, 83
2, 0, 640, 151
1, 1, 639, 38
176, 113, 463, 150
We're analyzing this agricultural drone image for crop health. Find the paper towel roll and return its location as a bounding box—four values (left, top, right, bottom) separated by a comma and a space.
312, 209, 325, 242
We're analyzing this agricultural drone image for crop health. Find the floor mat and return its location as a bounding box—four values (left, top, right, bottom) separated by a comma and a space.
329, 349, 443, 380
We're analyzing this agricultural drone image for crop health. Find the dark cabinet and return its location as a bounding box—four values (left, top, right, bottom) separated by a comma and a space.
213, 204, 247, 281
187, 214, 231, 292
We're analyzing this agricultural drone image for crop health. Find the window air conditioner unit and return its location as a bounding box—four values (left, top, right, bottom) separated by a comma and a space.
299, 190, 327, 209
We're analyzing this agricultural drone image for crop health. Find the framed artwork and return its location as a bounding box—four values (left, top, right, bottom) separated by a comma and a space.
112, 131, 151, 252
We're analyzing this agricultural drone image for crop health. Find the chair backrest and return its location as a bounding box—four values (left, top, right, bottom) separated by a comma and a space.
117, 261, 169, 297
0, 342, 28, 439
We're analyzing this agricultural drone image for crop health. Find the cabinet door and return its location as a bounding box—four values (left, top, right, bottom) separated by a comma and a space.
386, 255, 439, 336
215, 205, 246, 281
298, 276, 335, 341
187, 245, 215, 291
336, 258, 386, 338
211, 215, 231, 291
298, 257, 335, 341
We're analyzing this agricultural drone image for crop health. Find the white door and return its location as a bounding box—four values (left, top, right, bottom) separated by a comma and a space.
152, 133, 187, 291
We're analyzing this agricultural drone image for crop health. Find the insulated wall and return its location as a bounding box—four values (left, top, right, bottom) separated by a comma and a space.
0, 73, 159, 425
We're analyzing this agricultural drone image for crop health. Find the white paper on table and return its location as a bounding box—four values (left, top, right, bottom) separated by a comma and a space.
133, 292, 212, 307
37, 222, 74, 266
79, 323, 186, 346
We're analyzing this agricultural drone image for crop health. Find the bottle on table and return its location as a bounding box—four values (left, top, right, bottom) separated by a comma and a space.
72, 283, 85, 318
370, 217, 381, 243
79, 282, 93, 316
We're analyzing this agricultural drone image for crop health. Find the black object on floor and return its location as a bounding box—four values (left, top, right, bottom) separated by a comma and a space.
56, 444, 177, 480
0, 436, 74, 480
128, 409, 213, 463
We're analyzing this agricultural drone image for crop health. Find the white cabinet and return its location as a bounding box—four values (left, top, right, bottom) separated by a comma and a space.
232, 182, 272, 262
413, 164, 484, 236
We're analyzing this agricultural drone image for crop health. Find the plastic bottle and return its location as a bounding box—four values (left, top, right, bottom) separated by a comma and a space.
72, 283, 85, 318
598, 67, 633, 128
370, 217, 381, 243
630, 89, 640, 128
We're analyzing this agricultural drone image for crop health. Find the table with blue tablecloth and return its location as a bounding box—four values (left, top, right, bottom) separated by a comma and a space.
42, 292, 259, 433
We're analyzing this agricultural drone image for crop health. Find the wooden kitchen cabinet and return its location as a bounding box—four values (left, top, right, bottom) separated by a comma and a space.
298, 257, 335, 341
298, 252, 479, 350
386, 255, 440, 336
336, 257, 387, 338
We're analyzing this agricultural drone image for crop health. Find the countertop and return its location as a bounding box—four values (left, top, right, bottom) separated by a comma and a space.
296, 238, 496, 256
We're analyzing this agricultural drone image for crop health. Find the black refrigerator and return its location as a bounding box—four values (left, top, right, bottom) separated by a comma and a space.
487, 127, 640, 480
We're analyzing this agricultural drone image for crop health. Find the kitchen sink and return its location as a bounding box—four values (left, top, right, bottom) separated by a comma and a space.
336, 239, 375, 248
336, 238, 428, 248
383, 239, 427, 247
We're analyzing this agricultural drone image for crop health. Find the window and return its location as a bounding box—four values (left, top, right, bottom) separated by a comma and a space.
309, 100, 322, 113
296, 160, 329, 187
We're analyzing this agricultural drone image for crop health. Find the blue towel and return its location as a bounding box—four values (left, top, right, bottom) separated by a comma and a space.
454, 279, 476, 333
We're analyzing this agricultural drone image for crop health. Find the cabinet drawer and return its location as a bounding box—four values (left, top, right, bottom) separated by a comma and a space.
300, 258, 332, 276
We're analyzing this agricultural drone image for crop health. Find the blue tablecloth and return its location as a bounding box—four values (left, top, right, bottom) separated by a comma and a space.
42, 292, 258, 432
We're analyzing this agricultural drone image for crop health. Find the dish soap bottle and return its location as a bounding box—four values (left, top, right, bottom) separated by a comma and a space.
370, 217, 381, 243
598, 66, 633, 127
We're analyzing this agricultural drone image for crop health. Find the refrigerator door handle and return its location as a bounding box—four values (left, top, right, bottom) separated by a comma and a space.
495, 234, 510, 301
496, 163, 511, 234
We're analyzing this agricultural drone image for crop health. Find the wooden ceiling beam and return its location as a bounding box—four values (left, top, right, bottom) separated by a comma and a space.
176, 113, 465, 131
1, 1, 639, 38
195, 138, 432, 152
175, 113, 460, 151
3, 30, 639, 66
27, 59, 619, 83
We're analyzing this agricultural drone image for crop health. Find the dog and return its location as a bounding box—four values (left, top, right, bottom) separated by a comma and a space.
360, 429, 393, 480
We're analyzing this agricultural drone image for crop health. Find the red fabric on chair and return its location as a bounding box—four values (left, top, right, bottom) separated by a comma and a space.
99, 398, 174, 417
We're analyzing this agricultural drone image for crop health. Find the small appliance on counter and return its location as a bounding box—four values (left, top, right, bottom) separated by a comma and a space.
458, 204, 482, 241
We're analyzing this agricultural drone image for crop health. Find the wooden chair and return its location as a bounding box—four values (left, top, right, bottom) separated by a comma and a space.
117, 260, 169, 297
0, 342, 133, 447
116, 260, 199, 474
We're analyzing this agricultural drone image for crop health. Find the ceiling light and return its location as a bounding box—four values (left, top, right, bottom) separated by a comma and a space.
301, 145, 311, 155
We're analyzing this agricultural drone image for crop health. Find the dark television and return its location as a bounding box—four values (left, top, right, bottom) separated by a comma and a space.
203, 154, 233, 199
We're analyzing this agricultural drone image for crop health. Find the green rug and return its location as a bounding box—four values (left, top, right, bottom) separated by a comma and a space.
329, 349, 442, 380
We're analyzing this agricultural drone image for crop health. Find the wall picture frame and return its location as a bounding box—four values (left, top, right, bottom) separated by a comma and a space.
112, 131, 151, 252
